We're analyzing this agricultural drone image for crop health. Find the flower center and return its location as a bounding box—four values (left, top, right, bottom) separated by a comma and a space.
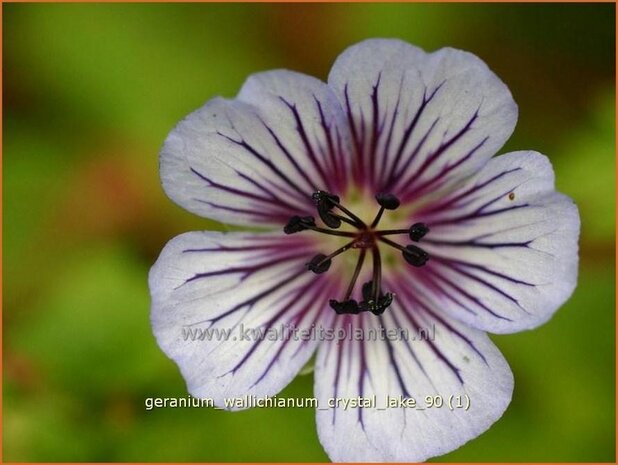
284, 191, 431, 315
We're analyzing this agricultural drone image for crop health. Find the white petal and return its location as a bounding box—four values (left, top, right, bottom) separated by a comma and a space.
149, 231, 332, 405
314, 304, 513, 462
327, 38, 517, 197
414, 150, 580, 333
161, 70, 351, 227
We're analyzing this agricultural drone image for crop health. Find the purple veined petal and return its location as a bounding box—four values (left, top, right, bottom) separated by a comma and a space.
411, 151, 580, 333
160, 70, 352, 228
314, 296, 513, 462
149, 231, 334, 405
327, 38, 518, 198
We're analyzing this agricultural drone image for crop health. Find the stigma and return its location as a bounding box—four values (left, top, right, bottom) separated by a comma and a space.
283, 191, 431, 315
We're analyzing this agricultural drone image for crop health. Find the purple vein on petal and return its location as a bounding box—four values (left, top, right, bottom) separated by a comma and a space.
291, 285, 339, 359
432, 255, 537, 286
377, 314, 412, 398
194, 199, 303, 223
403, 136, 489, 201
184, 267, 308, 329
358, 109, 368, 184
382, 81, 445, 190
422, 238, 533, 249
190, 167, 303, 216
395, 280, 487, 366
235, 171, 314, 216
377, 81, 402, 189
216, 131, 309, 203
262, 279, 337, 381
182, 251, 307, 286
415, 168, 522, 217
279, 97, 331, 190
226, 276, 331, 383
344, 83, 364, 183
428, 203, 530, 227
386, 308, 430, 382
256, 114, 321, 193
314, 95, 346, 189
183, 241, 311, 264
356, 316, 371, 430
420, 264, 513, 321
368, 73, 382, 190
391, 283, 464, 384
393, 108, 479, 199
433, 259, 528, 309
331, 317, 348, 426
412, 267, 480, 317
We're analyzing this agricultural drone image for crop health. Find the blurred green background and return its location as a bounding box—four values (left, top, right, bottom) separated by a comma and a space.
3, 3, 615, 462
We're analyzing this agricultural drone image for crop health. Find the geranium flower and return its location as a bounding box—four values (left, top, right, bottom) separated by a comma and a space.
149, 39, 580, 461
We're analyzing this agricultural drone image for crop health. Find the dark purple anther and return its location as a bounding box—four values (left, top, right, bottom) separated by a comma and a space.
307, 254, 331, 274
329, 299, 361, 314
284, 215, 316, 234
360, 280, 393, 315
375, 193, 400, 210
313, 191, 342, 229
409, 222, 430, 242
402, 244, 429, 267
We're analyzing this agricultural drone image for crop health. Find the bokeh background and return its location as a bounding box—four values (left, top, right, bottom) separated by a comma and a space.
3, 3, 615, 462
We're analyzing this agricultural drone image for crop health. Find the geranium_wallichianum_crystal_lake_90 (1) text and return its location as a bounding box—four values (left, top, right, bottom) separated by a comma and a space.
149, 39, 580, 462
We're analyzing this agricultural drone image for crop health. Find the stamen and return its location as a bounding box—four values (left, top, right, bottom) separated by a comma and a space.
375, 193, 401, 210
312, 191, 343, 228
328, 249, 366, 314
360, 281, 393, 315
370, 209, 384, 229
284, 215, 355, 237
284, 215, 315, 234
371, 246, 382, 303
375, 228, 408, 236
357, 246, 394, 315
318, 209, 342, 229
409, 222, 430, 242
331, 213, 362, 228
375, 222, 430, 241
313, 190, 366, 229
371, 193, 400, 228
402, 245, 429, 267
306, 240, 356, 274
306, 254, 331, 274
361, 281, 375, 303
379, 236, 429, 267
345, 249, 367, 300
311, 190, 339, 207
329, 299, 360, 315
305, 225, 356, 237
